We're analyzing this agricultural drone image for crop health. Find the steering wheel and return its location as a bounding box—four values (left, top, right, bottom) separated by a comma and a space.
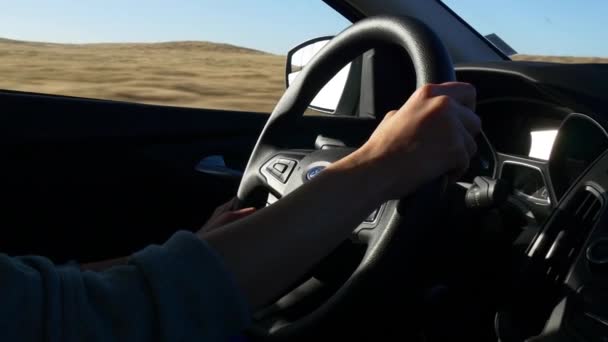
237, 15, 456, 339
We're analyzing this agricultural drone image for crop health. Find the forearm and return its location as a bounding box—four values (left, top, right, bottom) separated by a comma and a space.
205, 81, 480, 310
203, 148, 387, 309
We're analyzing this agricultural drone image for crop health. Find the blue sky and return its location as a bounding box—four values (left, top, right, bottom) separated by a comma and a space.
0, 0, 606, 57
0, 0, 351, 54
444, 0, 608, 57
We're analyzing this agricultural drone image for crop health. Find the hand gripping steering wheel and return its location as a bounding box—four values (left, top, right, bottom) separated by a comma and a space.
237, 15, 456, 340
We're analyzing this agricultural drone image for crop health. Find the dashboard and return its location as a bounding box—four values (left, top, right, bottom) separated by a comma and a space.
472, 113, 608, 339
548, 114, 608, 199
473, 107, 608, 213
456, 62, 608, 341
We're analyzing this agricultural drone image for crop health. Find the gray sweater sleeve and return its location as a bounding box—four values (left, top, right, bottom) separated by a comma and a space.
0, 230, 251, 342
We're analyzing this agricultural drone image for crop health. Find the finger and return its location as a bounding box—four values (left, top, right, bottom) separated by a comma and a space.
460, 124, 478, 158
219, 197, 240, 214
430, 82, 477, 111
213, 198, 233, 213
201, 207, 256, 233
217, 207, 256, 225
223, 197, 237, 210
204, 198, 239, 230
451, 100, 482, 136
445, 121, 473, 183
231, 207, 257, 218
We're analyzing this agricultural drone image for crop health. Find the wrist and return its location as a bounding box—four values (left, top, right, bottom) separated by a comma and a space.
325, 145, 392, 204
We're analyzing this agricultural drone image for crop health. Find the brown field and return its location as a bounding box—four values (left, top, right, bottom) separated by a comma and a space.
511, 54, 608, 64
0, 38, 286, 113
0, 38, 606, 113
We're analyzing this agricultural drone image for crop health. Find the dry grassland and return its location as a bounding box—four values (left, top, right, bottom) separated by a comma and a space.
0, 38, 606, 113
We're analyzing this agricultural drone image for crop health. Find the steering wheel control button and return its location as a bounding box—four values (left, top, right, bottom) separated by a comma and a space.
272, 162, 288, 173
265, 157, 297, 183
586, 238, 608, 273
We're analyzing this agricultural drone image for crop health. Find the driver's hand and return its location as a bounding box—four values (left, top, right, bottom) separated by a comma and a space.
81, 198, 254, 272
198, 197, 256, 234
348, 82, 480, 200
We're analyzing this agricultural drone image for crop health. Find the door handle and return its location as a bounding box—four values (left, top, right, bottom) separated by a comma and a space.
195, 155, 243, 178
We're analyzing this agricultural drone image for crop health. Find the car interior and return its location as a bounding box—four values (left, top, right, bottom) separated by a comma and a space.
1, 0, 607, 341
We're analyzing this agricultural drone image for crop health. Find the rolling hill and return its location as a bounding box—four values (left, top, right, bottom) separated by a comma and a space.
0, 38, 285, 112
511, 54, 608, 64
0, 38, 606, 113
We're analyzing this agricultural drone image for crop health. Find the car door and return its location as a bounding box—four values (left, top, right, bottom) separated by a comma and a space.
0, 0, 351, 263
0, 87, 269, 263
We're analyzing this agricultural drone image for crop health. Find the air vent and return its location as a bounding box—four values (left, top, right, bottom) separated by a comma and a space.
573, 189, 603, 225
545, 186, 604, 282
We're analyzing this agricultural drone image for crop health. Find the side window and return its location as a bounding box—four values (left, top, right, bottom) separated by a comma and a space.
0, 1, 350, 113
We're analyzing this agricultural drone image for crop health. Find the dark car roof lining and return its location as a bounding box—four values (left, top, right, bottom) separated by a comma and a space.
324, 0, 509, 60
456, 62, 608, 124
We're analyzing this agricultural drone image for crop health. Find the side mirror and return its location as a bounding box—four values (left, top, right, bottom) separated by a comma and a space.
285, 36, 360, 115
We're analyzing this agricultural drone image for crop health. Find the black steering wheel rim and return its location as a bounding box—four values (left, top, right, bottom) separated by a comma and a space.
238, 15, 456, 339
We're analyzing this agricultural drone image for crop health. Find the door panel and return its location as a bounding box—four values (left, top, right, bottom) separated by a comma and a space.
1, 91, 267, 263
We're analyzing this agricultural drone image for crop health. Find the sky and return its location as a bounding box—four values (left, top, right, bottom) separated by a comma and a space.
443, 0, 608, 57
0, 0, 606, 57
0, 0, 351, 55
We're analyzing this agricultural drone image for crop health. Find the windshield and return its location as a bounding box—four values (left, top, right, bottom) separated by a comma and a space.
442, 0, 608, 63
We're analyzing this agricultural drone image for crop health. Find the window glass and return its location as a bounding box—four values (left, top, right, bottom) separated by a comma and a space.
442, 0, 608, 63
529, 129, 558, 161
0, 0, 350, 112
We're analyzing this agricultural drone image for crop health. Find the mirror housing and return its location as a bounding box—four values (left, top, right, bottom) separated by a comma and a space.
285, 36, 361, 115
